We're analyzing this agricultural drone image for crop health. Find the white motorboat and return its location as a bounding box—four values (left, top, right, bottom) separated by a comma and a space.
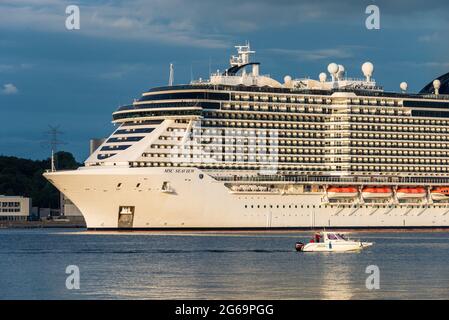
295, 231, 373, 252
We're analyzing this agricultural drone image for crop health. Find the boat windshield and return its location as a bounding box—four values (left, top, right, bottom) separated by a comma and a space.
327, 233, 347, 240
327, 233, 338, 240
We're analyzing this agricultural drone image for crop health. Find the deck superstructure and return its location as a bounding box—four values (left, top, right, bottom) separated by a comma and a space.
45, 44, 449, 229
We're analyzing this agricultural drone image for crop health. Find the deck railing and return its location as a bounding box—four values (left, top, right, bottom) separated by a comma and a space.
212, 174, 449, 185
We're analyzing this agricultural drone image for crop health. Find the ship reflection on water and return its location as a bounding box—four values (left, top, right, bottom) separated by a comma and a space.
0, 229, 448, 299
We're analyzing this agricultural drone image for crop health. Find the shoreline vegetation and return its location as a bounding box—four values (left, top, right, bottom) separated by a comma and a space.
0, 151, 84, 228
0, 151, 80, 209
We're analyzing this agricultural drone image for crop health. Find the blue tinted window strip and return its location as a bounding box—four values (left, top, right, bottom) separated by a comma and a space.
117, 101, 220, 111
139, 92, 229, 102
107, 136, 144, 143
97, 153, 116, 160
114, 128, 154, 134
404, 100, 449, 109
100, 145, 131, 151
113, 109, 202, 120
412, 110, 449, 118
122, 120, 163, 126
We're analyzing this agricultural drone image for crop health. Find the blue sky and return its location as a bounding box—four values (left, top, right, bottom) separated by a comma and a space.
1, 0, 448, 162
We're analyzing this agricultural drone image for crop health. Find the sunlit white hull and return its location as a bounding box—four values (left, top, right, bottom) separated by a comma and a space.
44, 167, 449, 229
302, 241, 373, 252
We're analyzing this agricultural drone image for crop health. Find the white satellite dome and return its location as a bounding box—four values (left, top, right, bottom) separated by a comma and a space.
319, 72, 327, 83
362, 62, 374, 81
362, 62, 374, 76
400, 82, 408, 92
434, 79, 441, 95
327, 63, 339, 75
337, 65, 345, 79
433, 79, 441, 89
284, 75, 292, 84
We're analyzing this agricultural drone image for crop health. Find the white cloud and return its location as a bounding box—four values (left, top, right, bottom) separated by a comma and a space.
418, 62, 449, 68
268, 47, 354, 61
418, 33, 441, 43
0, 63, 33, 73
0, 0, 446, 49
0, 64, 14, 72
0, 0, 231, 48
1, 83, 19, 95
98, 63, 152, 80
0, 0, 449, 49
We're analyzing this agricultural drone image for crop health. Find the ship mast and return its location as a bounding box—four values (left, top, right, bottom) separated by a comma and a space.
168, 63, 174, 86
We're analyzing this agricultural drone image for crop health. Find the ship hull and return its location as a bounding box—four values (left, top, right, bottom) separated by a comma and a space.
44, 167, 449, 229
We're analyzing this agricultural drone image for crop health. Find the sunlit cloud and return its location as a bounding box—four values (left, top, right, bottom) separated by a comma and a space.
1, 83, 19, 95
268, 47, 354, 61
1, 0, 448, 49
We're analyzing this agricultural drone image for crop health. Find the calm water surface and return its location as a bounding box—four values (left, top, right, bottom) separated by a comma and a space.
0, 229, 448, 299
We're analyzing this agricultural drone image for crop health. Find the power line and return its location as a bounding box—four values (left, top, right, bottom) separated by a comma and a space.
43, 125, 66, 171
44, 125, 65, 152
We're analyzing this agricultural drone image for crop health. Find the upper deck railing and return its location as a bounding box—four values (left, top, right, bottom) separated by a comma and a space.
142, 84, 449, 101
211, 173, 449, 185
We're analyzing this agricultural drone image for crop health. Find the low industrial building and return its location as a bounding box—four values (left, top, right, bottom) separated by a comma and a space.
61, 194, 85, 224
0, 196, 31, 221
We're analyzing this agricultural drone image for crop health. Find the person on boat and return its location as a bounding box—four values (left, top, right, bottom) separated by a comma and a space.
315, 233, 321, 243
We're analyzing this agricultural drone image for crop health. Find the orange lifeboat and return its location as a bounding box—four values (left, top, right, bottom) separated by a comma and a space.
361, 186, 392, 199
396, 187, 426, 199
430, 187, 449, 201
327, 186, 358, 199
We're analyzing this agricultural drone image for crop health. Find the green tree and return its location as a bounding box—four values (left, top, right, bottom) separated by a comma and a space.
0, 151, 81, 208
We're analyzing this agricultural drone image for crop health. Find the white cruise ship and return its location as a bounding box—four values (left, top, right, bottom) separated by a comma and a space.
45, 44, 449, 229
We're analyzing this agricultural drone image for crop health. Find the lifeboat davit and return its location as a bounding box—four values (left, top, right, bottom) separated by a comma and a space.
327, 186, 358, 199
361, 186, 393, 199
396, 187, 426, 199
430, 187, 449, 201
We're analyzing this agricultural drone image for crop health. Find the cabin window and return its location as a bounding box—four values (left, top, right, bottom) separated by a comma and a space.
328, 234, 338, 240
336, 234, 347, 240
